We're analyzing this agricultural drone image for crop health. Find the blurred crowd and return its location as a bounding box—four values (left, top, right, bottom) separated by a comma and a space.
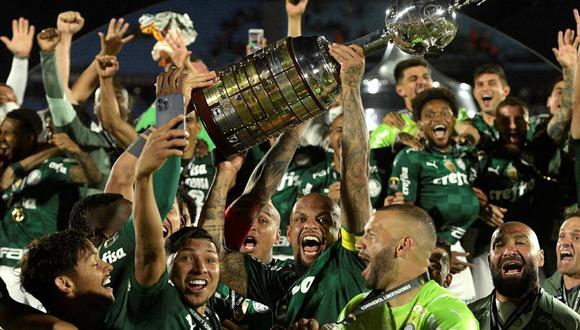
2, 1, 580, 329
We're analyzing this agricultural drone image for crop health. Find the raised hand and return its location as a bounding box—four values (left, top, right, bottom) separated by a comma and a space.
98, 18, 134, 56
36, 28, 61, 54
156, 67, 184, 97
286, 0, 309, 18
181, 70, 216, 98
552, 28, 579, 70
383, 111, 405, 128
166, 29, 191, 68
0, 17, 35, 58
136, 115, 188, 177
95, 55, 119, 79
328, 43, 365, 88
327, 181, 341, 203
57, 11, 85, 35
50, 132, 82, 154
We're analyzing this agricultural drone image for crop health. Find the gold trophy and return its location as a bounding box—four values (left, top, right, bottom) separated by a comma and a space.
190, 0, 484, 158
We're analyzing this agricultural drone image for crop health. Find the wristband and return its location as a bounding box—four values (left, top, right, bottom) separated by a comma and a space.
9, 162, 25, 177
127, 128, 153, 157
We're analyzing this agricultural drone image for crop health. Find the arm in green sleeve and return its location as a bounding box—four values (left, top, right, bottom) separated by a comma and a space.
41, 51, 76, 126
152, 154, 181, 221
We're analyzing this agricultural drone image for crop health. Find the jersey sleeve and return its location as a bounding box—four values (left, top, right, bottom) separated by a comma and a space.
390, 149, 420, 202
42, 158, 83, 184
370, 123, 400, 149
244, 254, 297, 308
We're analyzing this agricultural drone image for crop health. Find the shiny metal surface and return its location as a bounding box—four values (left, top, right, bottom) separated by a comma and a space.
191, 1, 464, 158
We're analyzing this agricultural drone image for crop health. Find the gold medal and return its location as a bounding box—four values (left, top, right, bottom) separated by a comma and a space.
12, 207, 24, 222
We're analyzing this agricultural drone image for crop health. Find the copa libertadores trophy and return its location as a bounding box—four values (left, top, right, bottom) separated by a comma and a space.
190, 0, 485, 158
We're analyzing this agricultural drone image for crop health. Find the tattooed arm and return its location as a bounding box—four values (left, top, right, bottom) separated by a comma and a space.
548, 28, 577, 144
328, 43, 371, 234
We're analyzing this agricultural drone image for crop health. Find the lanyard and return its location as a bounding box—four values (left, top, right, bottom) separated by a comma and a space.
187, 307, 221, 330
561, 281, 580, 311
339, 272, 430, 326
490, 288, 539, 330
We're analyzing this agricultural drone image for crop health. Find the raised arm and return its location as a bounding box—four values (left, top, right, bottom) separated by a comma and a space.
134, 114, 188, 286
1, 17, 34, 105
71, 18, 134, 104
286, 0, 308, 38
570, 9, 580, 140
54, 11, 84, 103
548, 28, 578, 144
95, 55, 137, 148
328, 43, 371, 234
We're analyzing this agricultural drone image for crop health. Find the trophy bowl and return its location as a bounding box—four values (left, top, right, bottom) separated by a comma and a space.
190, 0, 463, 158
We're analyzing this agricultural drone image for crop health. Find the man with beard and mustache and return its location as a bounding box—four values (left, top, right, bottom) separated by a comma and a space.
471, 97, 565, 299
328, 205, 476, 329
468, 222, 580, 329
213, 43, 371, 328
544, 214, 580, 313
389, 87, 480, 302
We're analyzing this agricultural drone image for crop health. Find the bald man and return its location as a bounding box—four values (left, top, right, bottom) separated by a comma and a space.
544, 213, 580, 313
469, 222, 580, 329
331, 205, 477, 329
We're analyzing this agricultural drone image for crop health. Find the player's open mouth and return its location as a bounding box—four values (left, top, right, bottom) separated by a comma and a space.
560, 249, 574, 265
501, 260, 524, 277
433, 125, 447, 139
241, 236, 258, 253
359, 253, 371, 278
103, 276, 113, 294
187, 279, 208, 293
301, 235, 323, 258
481, 95, 493, 108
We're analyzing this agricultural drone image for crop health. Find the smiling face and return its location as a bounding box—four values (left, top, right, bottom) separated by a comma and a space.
0, 117, 35, 162
489, 222, 544, 299
240, 203, 281, 263
473, 73, 510, 116
419, 99, 456, 149
287, 194, 340, 267
170, 238, 219, 310
396, 66, 433, 110
547, 80, 564, 116
556, 217, 580, 278
69, 247, 114, 302
495, 104, 528, 155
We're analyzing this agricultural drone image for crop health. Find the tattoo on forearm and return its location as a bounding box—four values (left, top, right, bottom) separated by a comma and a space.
340, 84, 371, 234
220, 252, 248, 297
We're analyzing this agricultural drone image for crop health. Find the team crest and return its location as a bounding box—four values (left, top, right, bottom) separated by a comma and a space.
103, 232, 120, 249
389, 177, 400, 191
443, 160, 456, 173
403, 325, 415, 330
507, 163, 518, 182
26, 169, 42, 186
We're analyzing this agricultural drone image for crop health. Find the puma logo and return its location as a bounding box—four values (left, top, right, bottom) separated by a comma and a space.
488, 166, 501, 175
426, 161, 438, 169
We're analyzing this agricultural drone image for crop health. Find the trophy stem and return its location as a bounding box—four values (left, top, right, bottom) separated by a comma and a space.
346, 28, 391, 56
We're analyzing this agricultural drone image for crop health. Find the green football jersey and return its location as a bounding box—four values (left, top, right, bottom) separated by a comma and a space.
0, 157, 80, 267
390, 146, 480, 244
543, 272, 580, 314
369, 111, 419, 149
124, 270, 221, 329
215, 258, 293, 329
298, 151, 388, 209
244, 231, 367, 327
180, 152, 216, 223
100, 156, 181, 330
468, 290, 580, 330
337, 280, 479, 330
283, 235, 367, 326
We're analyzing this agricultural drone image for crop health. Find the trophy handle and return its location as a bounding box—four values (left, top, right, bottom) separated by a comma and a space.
346, 28, 391, 56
